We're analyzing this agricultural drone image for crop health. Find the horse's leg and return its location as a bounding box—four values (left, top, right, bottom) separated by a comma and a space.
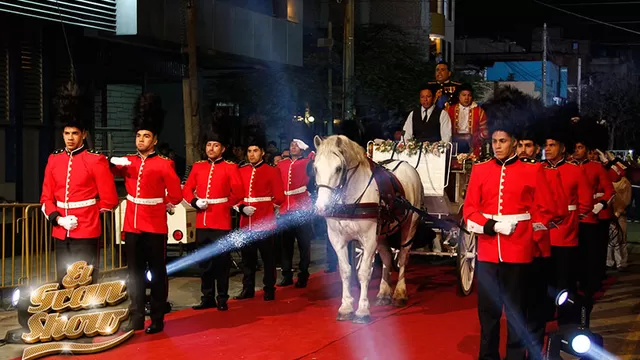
332, 236, 355, 321
375, 244, 394, 306
393, 217, 418, 307
353, 232, 377, 324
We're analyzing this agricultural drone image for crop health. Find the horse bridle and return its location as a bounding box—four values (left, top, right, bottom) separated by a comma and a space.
315, 151, 374, 205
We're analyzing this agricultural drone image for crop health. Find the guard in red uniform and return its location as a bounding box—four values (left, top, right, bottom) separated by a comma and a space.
276, 123, 316, 288
446, 83, 488, 156
183, 123, 244, 311
463, 87, 557, 360
110, 94, 183, 334
541, 111, 593, 330
233, 125, 285, 301
572, 120, 615, 326
516, 122, 568, 359
40, 84, 119, 283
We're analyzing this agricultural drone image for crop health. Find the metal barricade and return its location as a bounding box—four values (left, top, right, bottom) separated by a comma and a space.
0, 201, 128, 290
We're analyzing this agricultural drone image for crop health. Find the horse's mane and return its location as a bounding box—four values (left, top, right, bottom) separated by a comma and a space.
317, 135, 369, 168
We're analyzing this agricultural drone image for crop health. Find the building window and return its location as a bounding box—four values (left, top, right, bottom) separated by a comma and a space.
444, 0, 449, 20
573, 42, 578, 50
287, 0, 298, 23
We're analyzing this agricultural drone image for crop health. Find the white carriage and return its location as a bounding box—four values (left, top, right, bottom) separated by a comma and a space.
366, 139, 478, 296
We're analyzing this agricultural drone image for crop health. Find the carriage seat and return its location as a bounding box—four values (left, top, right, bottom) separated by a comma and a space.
368, 158, 405, 207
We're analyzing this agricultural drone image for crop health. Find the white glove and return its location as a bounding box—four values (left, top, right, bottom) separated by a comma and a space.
596, 150, 607, 163
58, 215, 78, 231
242, 206, 256, 216
195, 199, 208, 210
110, 157, 131, 166
166, 203, 176, 215
592, 202, 604, 214
494, 221, 517, 236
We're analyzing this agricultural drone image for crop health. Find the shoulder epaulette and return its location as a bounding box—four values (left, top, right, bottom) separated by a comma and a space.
126, 153, 137, 157
239, 163, 250, 168
52, 148, 65, 155
225, 160, 235, 164
567, 160, 579, 166
87, 148, 103, 156
158, 154, 171, 160
451, 81, 462, 85
520, 157, 537, 164
195, 160, 207, 163
474, 158, 492, 165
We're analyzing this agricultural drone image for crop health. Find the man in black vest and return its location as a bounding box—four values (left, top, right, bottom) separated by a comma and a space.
402, 84, 453, 143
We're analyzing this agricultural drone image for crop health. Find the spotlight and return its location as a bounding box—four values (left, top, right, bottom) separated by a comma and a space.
569, 334, 591, 354
546, 328, 603, 359
555, 289, 575, 306
146, 270, 152, 282
308, 116, 315, 123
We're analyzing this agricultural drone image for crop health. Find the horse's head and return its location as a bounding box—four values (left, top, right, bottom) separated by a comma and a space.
313, 135, 366, 214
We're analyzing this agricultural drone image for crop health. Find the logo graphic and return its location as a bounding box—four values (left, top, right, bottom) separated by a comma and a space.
19, 261, 133, 360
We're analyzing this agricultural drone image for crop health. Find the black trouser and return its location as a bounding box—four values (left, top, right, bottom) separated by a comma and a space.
196, 229, 231, 303
55, 237, 100, 284
281, 223, 313, 279
240, 233, 276, 293
125, 232, 167, 325
526, 257, 554, 360
597, 219, 610, 282
477, 261, 529, 360
578, 223, 601, 326
549, 245, 579, 326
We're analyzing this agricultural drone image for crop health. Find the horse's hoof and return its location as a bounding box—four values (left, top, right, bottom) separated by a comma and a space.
336, 312, 354, 321
375, 297, 392, 306
393, 298, 408, 307
352, 315, 372, 324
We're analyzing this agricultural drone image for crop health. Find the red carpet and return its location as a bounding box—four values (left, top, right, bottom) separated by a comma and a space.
37, 265, 625, 359
37, 264, 494, 360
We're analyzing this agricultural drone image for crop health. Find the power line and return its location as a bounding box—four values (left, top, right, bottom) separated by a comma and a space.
553, 1, 640, 5
534, 0, 640, 36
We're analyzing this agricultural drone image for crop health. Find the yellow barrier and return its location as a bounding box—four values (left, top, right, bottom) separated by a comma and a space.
0, 201, 128, 289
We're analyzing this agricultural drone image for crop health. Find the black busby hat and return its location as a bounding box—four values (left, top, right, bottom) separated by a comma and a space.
572, 116, 607, 151
245, 124, 267, 150
54, 81, 91, 131
483, 86, 543, 139
132, 93, 165, 136
542, 105, 574, 150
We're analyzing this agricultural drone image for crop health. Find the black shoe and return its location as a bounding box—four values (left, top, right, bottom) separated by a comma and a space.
217, 301, 228, 311
192, 301, 216, 310
122, 320, 144, 332
233, 290, 255, 300
263, 290, 275, 301
295, 277, 308, 288
145, 322, 164, 334
278, 277, 294, 287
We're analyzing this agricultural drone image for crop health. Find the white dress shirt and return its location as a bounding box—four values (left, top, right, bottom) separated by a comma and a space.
402, 105, 452, 142
457, 104, 475, 134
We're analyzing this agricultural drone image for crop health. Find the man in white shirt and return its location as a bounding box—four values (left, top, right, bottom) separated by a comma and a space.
402, 84, 452, 143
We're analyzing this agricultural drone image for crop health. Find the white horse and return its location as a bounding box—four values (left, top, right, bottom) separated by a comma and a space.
312, 135, 423, 323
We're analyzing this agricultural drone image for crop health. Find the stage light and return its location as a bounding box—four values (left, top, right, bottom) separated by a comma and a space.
570, 334, 591, 354
11, 288, 20, 307
146, 270, 152, 282
555, 289, 575, 306
308, 116, 315, 123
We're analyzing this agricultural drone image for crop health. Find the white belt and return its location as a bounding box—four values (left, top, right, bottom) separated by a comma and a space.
126, 195, 164, 205
56, 199, 97, 209
483, 213, 531, 222
205, 197, 228, 205
244, 197, 272, 203
594, 193, 604, 199
568, 205, 577, 211
284, 186, 307, 196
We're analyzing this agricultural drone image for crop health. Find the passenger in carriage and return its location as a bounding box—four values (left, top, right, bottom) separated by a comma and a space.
446, 83, 488, 156
463, 87, 557, 360
401, 83, 452, 143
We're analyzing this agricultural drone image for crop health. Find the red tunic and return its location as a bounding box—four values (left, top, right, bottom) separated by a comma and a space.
183, 158, 244, 230
535, 166, 570, 258
598, 160, 625, 220
236, 161, 285, 232
40, 146, 119, 240
463, 156, 557, 264
111, 152, 183, 234
545, 158, 593, 247
576, 159, 615, 224
276, 153, 314, 214
446, 103, 488, 157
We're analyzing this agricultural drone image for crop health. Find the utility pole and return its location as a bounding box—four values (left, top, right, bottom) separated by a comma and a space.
183, 0, 200, 165
542, 23, 548, 106
577, 57, 582, 111
327, 21, 334, 135
342, 0, 355, 123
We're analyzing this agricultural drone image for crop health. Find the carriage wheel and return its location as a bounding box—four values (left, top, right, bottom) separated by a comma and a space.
608, 219, 623, 248
456, 229, 477, 296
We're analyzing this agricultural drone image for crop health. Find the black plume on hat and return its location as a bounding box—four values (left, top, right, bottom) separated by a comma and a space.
483, 86, 543, 139
542, 105, 574, 151
132, 93, 165, 136
200, 115, 230, 147
55, 81, 91, 131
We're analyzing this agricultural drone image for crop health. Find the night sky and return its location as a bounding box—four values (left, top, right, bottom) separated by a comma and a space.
456, 0, 640, 48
